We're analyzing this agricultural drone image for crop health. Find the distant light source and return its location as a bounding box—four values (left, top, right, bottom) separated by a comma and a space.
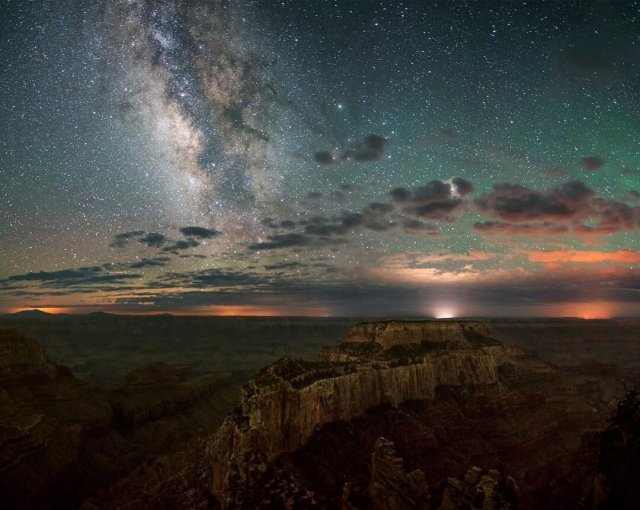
433, 305, 457, 319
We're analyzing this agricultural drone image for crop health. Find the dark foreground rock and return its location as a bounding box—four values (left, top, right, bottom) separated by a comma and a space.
1, 320, 638, 509
0, 328, 238, 510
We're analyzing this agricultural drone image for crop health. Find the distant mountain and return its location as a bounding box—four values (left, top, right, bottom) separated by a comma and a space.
84, 311, 113, 317
9, 309, 56, 318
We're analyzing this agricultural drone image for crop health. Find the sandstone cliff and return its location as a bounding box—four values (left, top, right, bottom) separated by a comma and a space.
205, 319, 633, 509
368, 437, 430, 510
210, 321, 508, 506
344, 320, 496, 350
3, 318, 636, 509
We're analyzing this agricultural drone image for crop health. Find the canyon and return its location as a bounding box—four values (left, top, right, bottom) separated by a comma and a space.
206, 320, 635, 509
0, 327, 238, 509
0, 317, 638, 509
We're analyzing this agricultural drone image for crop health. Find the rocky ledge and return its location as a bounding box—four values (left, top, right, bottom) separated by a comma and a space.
209, 321, 510, 506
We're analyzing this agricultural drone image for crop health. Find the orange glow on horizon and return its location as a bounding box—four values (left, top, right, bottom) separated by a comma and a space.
164, 305, 333, 317
92, 307, 331, 317
520, 249, 640, 265
545, 301, 616, 319
8, 306, 75, 315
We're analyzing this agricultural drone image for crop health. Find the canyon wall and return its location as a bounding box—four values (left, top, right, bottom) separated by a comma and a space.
210, 321, 506, 505
345, 320, 494, 349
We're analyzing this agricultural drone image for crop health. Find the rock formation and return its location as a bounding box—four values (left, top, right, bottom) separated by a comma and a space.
438, 467, 518, 510
2, 318, 637, 509
344, 320, 497, 351
205, 319, 636, 509
368, 437, 430, 510
0, 328, 237, 510
0, 327, 62, 378
587, 389, 640, 510
209, 321, 507, 506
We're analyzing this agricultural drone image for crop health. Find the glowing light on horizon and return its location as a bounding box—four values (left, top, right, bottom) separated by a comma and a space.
432, 304, 458, 319
545, 301, 616, 319
9, 307, 73, 315
192, 305, 332, 317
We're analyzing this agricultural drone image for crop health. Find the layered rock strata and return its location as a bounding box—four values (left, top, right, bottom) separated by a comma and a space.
210, 321, 507, 506
368, 437, 430, 510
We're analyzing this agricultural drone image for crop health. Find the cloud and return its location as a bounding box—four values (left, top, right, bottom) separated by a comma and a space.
402, 219, 440, 234
348, 134, 387, 162
252, 177, 473, 250
313, 134, 388, 165
518, 249, 640, 265
138, 233, 168, 247
626, 190, 640, 202
417, 126, 462, 148
561, 34, 631, 79
434, 127, 461, 142
109, 230, 146, 248
264, 261, 303, 271
574, 201, 640, 235
261, 218, 298, 230
103, 258, 173, 270
111, 228, 214, 253
339, 183, 360, 192
313, 151, 335, 165
475, 180, 593, 222
249, 233, 312, 251
248, 225, 349, 251
110, 263, 640, 316
474, 180, 640, 236
300, 205, 398, 237
179, 226, 220, 238
127, 257, 172, 269
280, 220, 297, 229
161, 239, 200, 253
390, 177, 473, 221
6, 267, 104, 283
305, 191, 323, 200
544, 166, 569, 178
473, 221, 570, 236
580, 155, 605, 172
2, 265, 141, 291
150, 268, 269, 289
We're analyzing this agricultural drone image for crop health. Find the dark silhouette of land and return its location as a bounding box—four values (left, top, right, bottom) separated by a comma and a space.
0, 316, 638, 509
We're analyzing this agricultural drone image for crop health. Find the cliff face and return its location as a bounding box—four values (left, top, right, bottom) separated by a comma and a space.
587, 389, 640, 510
368, 437, 431, 510
345, 320, 494, 350
365, 438, 518, 510
0, 327, 60, 378
205, 319, 635, 509
4, 319, 637, 509
217, 352, 499, 456
210, 321, 507, 506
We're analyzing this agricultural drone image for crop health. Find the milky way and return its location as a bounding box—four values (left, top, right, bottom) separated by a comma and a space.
1, 0, 639, 317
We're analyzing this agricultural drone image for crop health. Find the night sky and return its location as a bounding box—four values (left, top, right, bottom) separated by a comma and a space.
1, 0, 639, 317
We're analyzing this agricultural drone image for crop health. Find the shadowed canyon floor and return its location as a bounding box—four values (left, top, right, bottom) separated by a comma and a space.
0, 317, 638, 509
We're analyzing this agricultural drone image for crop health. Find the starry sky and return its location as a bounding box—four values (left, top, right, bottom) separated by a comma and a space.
1, 0, 639, 317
